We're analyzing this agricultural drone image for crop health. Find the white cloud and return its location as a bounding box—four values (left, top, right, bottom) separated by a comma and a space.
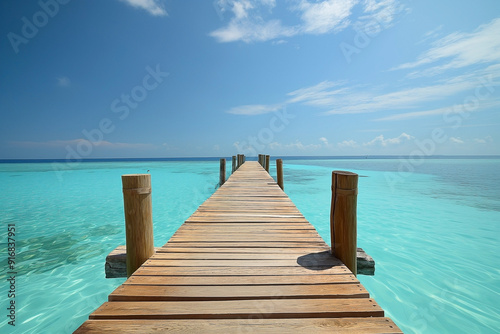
375, 98, 500, 121
298, 0, 356, 34
210, 0, 402, 43
268, 140, 321, 151
474, 136, 492, 144
393, 18, 500, 76
319, 137, 329, 145
449, 137, 464, 144
119, 0, 167, 16
210, 19, 296, 43
337, 139, 358, 148
57, 76, 71, 87
357, 0, 401, 30
363, 133, 413, 146
226, 104, 282, 115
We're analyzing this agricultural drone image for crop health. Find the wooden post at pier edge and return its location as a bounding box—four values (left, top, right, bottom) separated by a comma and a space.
265, 155, 270, 173
232, 156, 236, 173
237, 154, 244, 169
276, 159, 284, 190
219, 158, 226, 186
122, 174, 154, 278
330, 171, 358, 276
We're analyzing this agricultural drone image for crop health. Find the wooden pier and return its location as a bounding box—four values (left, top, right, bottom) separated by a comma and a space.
75, 161, 401, 333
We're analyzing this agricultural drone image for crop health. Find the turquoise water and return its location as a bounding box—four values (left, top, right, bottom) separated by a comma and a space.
0, 158, 499, 333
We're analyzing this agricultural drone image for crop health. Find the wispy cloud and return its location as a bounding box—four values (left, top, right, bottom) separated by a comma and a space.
363, 132, 413, 146
337, 139, 358, 148
449, 137, 464, 144
210, 0, 402, 43
119, 0, 167, 16
393, 18, 500, 76
57, 76, 71, 87
298, 0, 356, 34
319, 137, 329, 145
375, 98, 500, 121
226, 103, 282, 115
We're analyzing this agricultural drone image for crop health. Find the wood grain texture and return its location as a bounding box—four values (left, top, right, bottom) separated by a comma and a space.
77, 161, 401, 333
75, 318, 403, 333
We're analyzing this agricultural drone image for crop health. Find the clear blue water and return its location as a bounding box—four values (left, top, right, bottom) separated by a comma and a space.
0, 157, 499, 333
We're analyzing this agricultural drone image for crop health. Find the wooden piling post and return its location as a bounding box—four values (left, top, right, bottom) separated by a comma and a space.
219, 159, 226, 187
276, 159, 284, 190
219, 158, 226, 186
122, 174, 154, 277
232, 156, 236, 173
330, 171, 358, 276
265, 155, 270, 173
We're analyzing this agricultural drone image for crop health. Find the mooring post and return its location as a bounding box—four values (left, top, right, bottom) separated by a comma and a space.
121, 174, 154, 278
330, 171, 358, 276
265, 155, 270, 173
276, 158, 284, 190
219, 158, 226, 186
232, 156, 236, 173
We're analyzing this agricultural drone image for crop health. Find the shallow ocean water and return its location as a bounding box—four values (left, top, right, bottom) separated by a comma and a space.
0, 158, 499, 333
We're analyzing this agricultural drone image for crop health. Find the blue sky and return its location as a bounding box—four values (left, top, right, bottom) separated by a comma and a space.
1, 0, 499, 159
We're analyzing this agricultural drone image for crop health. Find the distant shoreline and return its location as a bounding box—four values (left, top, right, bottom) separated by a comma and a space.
1, 155, 499, 164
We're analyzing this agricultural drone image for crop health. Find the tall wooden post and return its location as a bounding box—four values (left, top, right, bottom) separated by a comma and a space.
265, 155, 270, 173
276, 159, 284, 190
330, 171, 358, 276
232, 156, 236, 173
219, 158, 226, 186
122, 174, 154, 277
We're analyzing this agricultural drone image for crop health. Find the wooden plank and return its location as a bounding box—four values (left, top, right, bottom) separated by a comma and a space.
124, 274, 359, 286
75, 318, 403, 334
149, 252, 335, 260
109, 283, 369, 301
89, 298, 384, 319
133, 266, 352, 276
162, 242, 329, 248
157, 247, 331, 254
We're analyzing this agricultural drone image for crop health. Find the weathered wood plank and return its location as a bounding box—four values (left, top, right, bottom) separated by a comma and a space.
89, 298, 384, 319
109, 283, 369, 301
133, 266, 351, 276
123, 274, 359, 285
75, 318, 403, 334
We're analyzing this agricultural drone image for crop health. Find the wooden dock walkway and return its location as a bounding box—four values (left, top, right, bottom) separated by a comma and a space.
75, 161, 402, 333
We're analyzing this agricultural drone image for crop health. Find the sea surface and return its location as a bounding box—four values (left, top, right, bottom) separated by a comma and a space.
0, 157, 499, 333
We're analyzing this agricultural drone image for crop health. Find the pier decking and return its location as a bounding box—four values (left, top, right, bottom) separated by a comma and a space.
75, 161, 402, 333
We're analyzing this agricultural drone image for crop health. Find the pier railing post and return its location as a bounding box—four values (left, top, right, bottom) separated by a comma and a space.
122, 174, 154, 277
232, 156, 236, 173
219, 158, 226, 186
276, 159, 284, 190
330, 171, 358, 276
265, 155, 270, 173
